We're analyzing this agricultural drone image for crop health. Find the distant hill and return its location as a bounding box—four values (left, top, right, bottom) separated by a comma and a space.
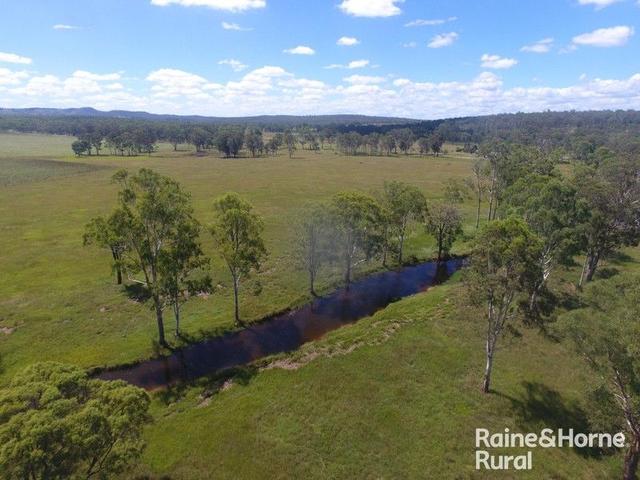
0, 107, 418, 127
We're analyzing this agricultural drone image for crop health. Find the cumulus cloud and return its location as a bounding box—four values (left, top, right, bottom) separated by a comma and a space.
221, 21, 251, 31
343, 74, 386, 84
53, 24, 80, 30
4, 65, 640, 120
150, 0, 265, 11
572, 25, 634, 47
337, 36, 360, 46
578, 0, 622, 9
339, 0, 402, 17
521, 38, 554, 53
283, 45, 315, 55
324, 59, 370, 69
0, 51, 32, 65
218, 59, 248, 71
427, 32, 458, 48
480, 54, 518, 69
404, 16, 457, 27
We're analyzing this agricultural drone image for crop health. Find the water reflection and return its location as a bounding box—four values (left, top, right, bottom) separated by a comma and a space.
98, 258, 463, 390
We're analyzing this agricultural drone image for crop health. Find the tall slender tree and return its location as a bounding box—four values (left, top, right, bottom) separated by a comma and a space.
210, 193, 267, 325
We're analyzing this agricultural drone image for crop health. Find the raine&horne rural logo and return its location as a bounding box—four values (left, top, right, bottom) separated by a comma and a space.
475, 428, 626, 471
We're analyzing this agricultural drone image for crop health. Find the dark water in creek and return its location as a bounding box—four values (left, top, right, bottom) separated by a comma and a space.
97, 258, 464, 390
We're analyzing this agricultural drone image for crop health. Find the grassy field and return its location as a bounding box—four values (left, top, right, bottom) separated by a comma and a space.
1, 132, 638, 478
0, 134, 476, 379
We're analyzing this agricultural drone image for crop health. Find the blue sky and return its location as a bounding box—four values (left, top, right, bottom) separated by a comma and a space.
0, 0, 638, 118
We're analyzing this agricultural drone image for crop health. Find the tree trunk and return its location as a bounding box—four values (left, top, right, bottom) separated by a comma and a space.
578, 251, 600, 287
623, 440, 640, 480
398, 232, 405, 265
482, 341, 494, 394
116, 267, 122, 285
309, 269, 316, 297
232, 275, 240, 326
153, 297, 166, 346
475, 193, 481, 229
344, 258, 352, 286
173, 301, 180, 336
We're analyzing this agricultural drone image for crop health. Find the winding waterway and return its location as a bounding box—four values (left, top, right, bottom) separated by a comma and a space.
98, 258, 464, 390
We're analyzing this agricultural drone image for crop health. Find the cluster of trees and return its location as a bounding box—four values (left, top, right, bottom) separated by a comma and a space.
335, 129, 444, 156
85, 171, 464, 346
84, 169, 267, 345
0, 362, 150, 479
460, 143, 640, 477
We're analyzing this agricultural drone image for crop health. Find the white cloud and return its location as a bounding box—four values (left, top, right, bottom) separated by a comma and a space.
0, 68, 28, 87
578, 0, 622, 9
404, 16, 457, 27
0, 51, 32, 65
283, 45, 315, 55
4, 66, 640, 119
218, 59, 248, 71
521, 38, 554, 53
427, 32, 458, 48
343, 74, 385, 84
402, 41, 417, 48
347, 59, 369, 69
72, 70, 121, 81
150, 0, 265, 11
324, 59, 370, 69
572, 25, 634, 47
339, 0, 402, 17
53, 24, 80, 30
221, 21, 251, 31
480, 54, 518, 69
337, 36, 360, 46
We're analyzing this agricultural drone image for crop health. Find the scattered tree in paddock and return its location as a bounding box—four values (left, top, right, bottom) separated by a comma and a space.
559, 275, 640, 480
573, 157, 640, 286
159, 220, 212, 336
189, 127, 213, 153
294, 204, 336, 295
417, 136, 431, 156
244, 128, 264, 157
378, 181, 427, 265
425, 203, 463, 262
394, 128, 415, 155
266, 133, 283, 156
165, 124, 187, 151
83, 212, 127, 284
210, 193, 267, 325
329, 192, 383, 285
95, 168, 204, 346
0, 362, 150, 480
379, 134, 396, 156
429, 133, 444, 156
283, 130, 296, 158
71, 139, 92, 156
215, 127, 244, 157
464, 217, 542, 394
504, 173, 584, 312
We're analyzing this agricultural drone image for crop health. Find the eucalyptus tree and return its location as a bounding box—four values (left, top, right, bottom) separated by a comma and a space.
378, 181, 427, 264
574, 157, 640, 286
329, 191, 384, 285
465, 158, 490, 229
504, 173, 584, 310
294, 203, 336, 295
160, 220, 212, 336
91, 168, 205, 346
464, 217, 542, 393
83, 211, 127, 285
425, 203, 463, 262
244, 128, 264, 157
283, 130, 296, 158
0, 362, 150, 480
560, 274, 640, 480
210, 193, 267, 325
